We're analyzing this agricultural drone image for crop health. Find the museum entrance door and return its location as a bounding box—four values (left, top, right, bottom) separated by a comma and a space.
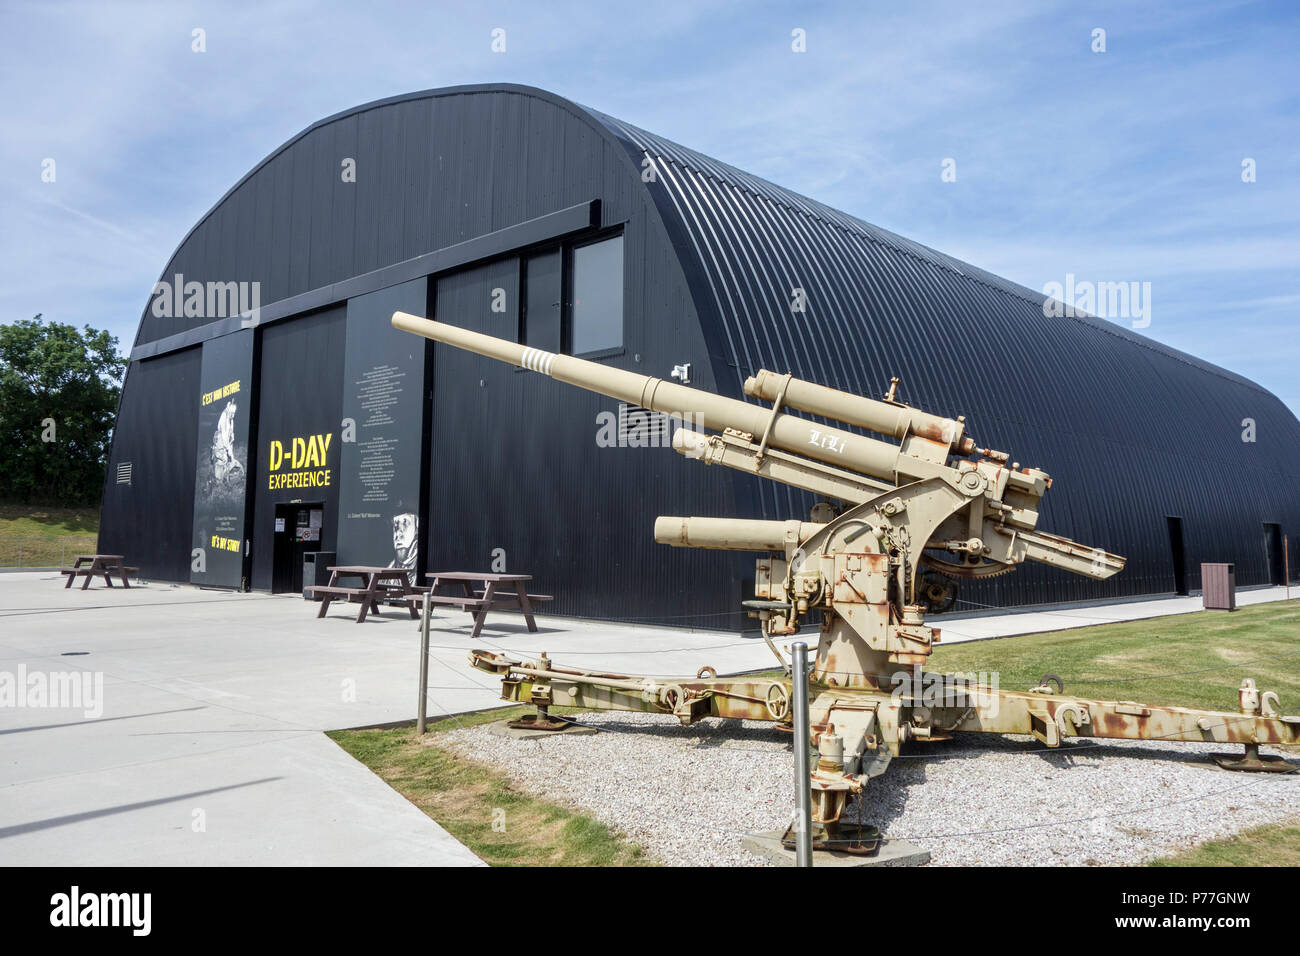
272, 502, 324, 594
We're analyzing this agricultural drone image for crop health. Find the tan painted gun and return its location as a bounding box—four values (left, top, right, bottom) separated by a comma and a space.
394, 312, 1297, 851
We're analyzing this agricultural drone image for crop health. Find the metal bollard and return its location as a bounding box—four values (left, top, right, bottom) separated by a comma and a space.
791, 640, 813, 867
417, 590, 431, 734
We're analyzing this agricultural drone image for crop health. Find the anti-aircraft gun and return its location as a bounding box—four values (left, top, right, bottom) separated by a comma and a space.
393, 312, 1300, 851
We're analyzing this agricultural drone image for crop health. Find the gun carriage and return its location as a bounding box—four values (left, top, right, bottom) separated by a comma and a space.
394, 311, 1299, 851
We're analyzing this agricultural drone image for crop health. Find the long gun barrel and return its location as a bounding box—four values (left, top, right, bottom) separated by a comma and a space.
394, 313, 981, 487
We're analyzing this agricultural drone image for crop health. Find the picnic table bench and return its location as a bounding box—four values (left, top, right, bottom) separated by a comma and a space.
308, 566, 421, 623
407, 571, 552, 639
59, 554, 137, 590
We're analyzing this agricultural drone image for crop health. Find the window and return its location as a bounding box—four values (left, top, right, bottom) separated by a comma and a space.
435, 259, 518, 336
569, 236, 623, 355
523, 249, 562, 353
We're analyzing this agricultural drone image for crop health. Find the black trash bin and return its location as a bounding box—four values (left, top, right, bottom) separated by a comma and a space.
303, 551, 337, 600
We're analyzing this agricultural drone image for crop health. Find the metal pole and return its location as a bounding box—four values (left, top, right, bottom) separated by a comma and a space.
416, 590, 431, 734
791, 640, 813, 867
1285, 535, 1291, 601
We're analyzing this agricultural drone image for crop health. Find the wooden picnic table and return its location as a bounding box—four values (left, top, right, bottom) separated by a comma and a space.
413, 571, 552, 639
309, 565, 422, 623
60, 554, 137, 590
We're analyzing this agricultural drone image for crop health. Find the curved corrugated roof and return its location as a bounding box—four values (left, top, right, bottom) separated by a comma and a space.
585, 103, 1300, 599
589, 107, 1266, 396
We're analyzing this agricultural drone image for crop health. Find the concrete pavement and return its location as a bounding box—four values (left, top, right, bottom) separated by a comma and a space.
0, 571, 782, 866
935, 584, 1297, 644
1, 570, 1294, 865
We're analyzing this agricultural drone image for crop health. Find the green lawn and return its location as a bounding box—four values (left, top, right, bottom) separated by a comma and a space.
1150, 823, 1300, 866
928, 599, 1300, 714
329, 706, 652, 867
0, 505, 100, 566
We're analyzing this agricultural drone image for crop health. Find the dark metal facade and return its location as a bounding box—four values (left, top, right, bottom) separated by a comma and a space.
591, 107, 1300, 607
102, 84, 1300, 626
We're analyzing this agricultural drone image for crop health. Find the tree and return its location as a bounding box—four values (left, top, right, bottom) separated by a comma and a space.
0, 315, 126, 505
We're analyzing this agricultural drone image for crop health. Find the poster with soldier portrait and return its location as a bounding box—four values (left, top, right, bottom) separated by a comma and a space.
191, 329, 254, 588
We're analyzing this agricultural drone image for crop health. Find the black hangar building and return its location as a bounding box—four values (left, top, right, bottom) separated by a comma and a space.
100, 83, 1300, 627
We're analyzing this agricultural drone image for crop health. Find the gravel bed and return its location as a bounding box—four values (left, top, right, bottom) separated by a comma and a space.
440, 712, 1300, 866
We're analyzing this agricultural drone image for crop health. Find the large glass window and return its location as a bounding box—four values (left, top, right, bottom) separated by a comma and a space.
569, 236, 623, 355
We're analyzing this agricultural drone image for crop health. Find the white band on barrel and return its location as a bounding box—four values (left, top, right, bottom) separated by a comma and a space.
521, 347, 556, 375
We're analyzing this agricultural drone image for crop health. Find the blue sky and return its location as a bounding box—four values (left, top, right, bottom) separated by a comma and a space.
2, 0, 1297, 412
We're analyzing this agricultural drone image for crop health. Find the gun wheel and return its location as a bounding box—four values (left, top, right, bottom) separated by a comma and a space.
765, 682, 791, 721
918, 571, 957, 614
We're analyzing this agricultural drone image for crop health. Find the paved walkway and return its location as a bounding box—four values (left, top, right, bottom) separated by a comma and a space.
935, 584, 1297, 644
0, 571, 1293, 865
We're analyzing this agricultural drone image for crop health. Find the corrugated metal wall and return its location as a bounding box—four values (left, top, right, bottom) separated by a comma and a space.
591, 108, 1300, 606
99, 347, 202, 582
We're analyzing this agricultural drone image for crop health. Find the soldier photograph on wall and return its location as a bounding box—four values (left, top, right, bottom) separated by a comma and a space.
189, 329, 255, 589
198, 397, 246, 504
387, 507, 418, 585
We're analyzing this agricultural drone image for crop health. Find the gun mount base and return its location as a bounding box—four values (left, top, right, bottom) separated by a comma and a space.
506, 707, 572, 733
780, 820, 881, 856
1212, 743, 1298, 773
